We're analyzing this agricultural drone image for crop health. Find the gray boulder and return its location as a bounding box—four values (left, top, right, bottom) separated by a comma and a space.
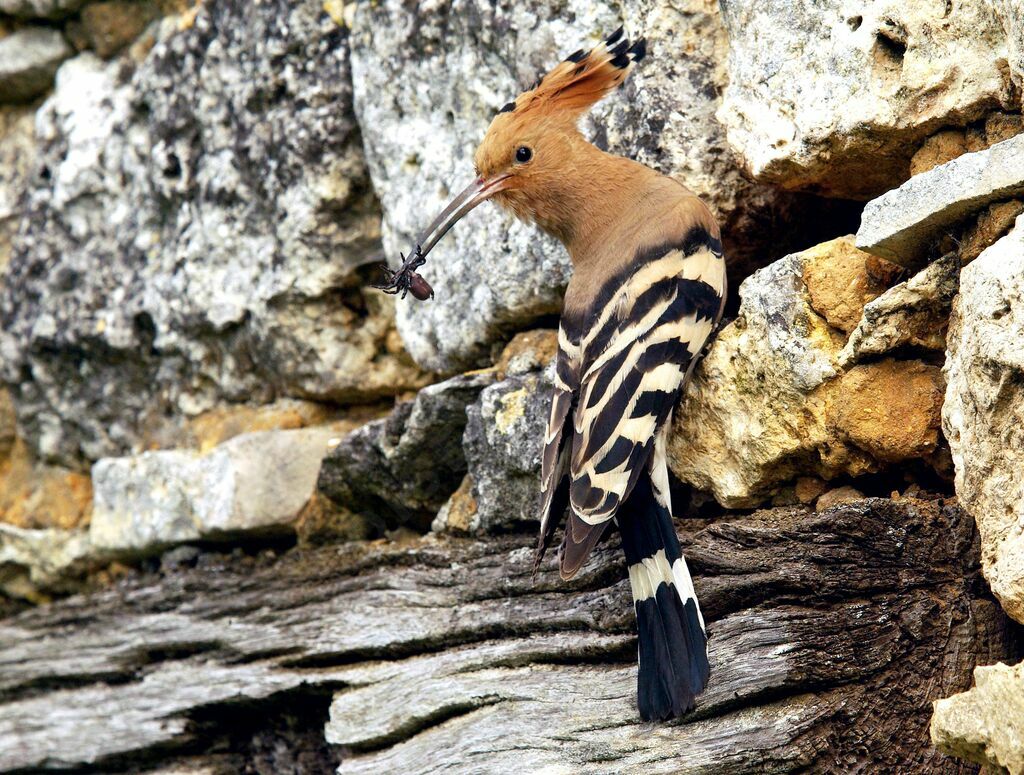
462, 368, 552, 532
943, 214, 1024, 625
0, 2, 426, 468
718, 0, 1017, 198
857, 133, 1024, 265
91, 427, 335, 554
317, 372, 495, 530
0, 27, 72, 103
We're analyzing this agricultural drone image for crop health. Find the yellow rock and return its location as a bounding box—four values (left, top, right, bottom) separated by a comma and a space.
801, 236, 902, 333
910, 129, 969, 176
0, 439, 93, 531
438, 475, 478, 533
495, 329, 558, 378
829, 359, 944, 464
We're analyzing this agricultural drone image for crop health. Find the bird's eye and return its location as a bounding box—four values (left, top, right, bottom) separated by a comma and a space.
515, 146, 533, 163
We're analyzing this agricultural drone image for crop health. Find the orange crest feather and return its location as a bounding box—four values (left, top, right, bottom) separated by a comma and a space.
504, 27, 646, 124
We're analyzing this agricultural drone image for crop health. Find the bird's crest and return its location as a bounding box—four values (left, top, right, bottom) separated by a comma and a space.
501, 27, 646, 125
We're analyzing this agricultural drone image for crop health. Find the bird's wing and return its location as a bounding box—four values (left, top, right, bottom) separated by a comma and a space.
559, 223, 725, 579
535, 326, 581, 568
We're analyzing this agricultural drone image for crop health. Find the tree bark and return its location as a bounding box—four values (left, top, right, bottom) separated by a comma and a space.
0, 497, 1017, 774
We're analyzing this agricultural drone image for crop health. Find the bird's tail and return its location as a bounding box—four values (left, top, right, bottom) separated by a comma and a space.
618, 476, 709, 721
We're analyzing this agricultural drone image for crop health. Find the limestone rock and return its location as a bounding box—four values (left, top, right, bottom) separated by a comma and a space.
669, 247, 944, 507
801, 236, 902, 333
857, 133, 1024, 266
0, 0, 85, 18
91, 428, 335, 553
910, 130, 970, 177
495, 329, 557, 379
830, 360, 944, 464
990, 0, 1024, 93
669, 252, 846, 507
0, 524, 92, 599
350, 0, 808, 373
0, 439, 93, 531
943, 215, 1024, 624
931, 660, 1024, 775
0, 0, 427, 469
0, 27, 72, 103
840, 254, 960, 366
959, 199, 1024, 264
318, 373, 495, 531
718, 0, 1017, 198
462, 368, 554, 533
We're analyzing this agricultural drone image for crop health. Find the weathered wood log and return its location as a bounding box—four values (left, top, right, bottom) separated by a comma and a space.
0, 497, 1017, 773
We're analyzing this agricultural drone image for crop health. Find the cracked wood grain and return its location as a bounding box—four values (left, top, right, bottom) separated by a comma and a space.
0, 498, 1018, 773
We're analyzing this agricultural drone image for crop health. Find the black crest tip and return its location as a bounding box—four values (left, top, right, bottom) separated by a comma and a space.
609, 38, 629, 58
628, 37, 647, 63
566, 48, 587, 63
498, 101, 516, 114
605, 25, 624, 45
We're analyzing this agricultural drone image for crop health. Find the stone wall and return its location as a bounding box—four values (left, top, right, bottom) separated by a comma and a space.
0, 0, 1022, 772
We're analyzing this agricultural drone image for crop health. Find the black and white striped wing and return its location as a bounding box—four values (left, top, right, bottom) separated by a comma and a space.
560, 241, 723, 576
535, 327, 581, 566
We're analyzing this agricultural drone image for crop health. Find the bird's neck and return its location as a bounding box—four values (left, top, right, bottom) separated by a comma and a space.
549, 145, 662, 266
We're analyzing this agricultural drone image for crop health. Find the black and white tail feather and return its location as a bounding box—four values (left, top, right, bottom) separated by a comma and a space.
535, 209, 725, 720
620, 470, 708, 719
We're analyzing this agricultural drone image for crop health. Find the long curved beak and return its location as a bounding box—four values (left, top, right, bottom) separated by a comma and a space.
414, 174, 512, 259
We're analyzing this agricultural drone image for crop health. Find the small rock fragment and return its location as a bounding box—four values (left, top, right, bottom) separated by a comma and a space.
931, 661, 1024, 775
840, 254, 960, 366
857, 134, 1024, 266
432, 474, 478, 534
71, 1, 160, 58
794, 477, 828, 505
0, 27, 72, 103
802, 236, 902, 332
815, 486, 864, 512
495, 329, 558, 378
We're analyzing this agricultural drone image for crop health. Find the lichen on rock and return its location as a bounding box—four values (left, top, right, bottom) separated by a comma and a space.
0, 1, 427, 468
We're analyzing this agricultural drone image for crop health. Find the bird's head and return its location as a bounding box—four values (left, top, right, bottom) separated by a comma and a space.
410, 28, 646, 258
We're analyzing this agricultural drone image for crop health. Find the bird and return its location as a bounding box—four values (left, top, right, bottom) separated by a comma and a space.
401, 26, 726, 721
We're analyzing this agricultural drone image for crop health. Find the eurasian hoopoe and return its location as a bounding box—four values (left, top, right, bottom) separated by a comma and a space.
404, 27, 726, 720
